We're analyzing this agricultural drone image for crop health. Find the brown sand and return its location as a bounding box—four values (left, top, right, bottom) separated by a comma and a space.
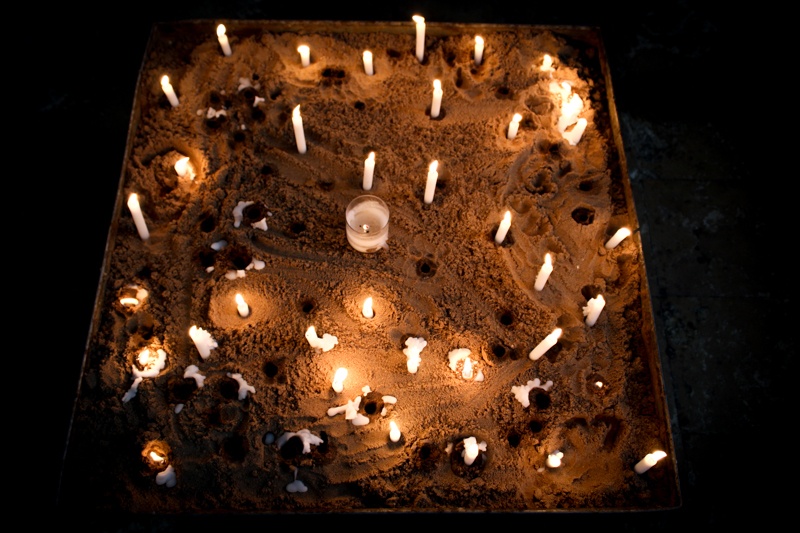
59, 20, 679, 514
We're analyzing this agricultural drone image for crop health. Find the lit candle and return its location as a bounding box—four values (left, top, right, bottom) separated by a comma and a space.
297, 44, 310, 67
362, 297, 374, 318
235, 293, 250, 317
474, 35, 484, 66
363, 151, 376, 190
540, 53, 554, 72
546, 451, 564, 468
363, 50, 374, 75
174, 156, 195, 179
533, 253, 553, 291
389, 420, 401, 443
634, 450, 667, 474
423, 160, 438, 204
217, 24, 232, 56
126, 193, 150, 241
160, 75, 179, 107
430, 79, 443, 118
494, 210, 511, 245
413, 15, 425, 63
332, 367, 348, 393
507, 113, 522, 140
583, 295, 606, 326
605, 227, 632, 249
292, 105, 307, 154
345, 195, 390, 253
529, 327, 562, 361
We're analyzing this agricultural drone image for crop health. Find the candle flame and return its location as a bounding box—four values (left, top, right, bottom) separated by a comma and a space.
119, 297, 139, 307
362, 297, 374, 318
160, 75, 171, 87
389, 420, 401, 442
545, 253, 552, 266
149, 451, 165, 463
332, 367, 348, 393
413, 15, 425, 24
293, 105, 301, 118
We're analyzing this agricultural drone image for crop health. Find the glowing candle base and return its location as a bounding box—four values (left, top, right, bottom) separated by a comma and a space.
346, 195, 390, 253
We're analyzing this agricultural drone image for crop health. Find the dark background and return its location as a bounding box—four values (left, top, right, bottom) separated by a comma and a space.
30, 1, 788, 530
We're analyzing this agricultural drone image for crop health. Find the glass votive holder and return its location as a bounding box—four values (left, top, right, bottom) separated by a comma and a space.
346, 195, 390, 253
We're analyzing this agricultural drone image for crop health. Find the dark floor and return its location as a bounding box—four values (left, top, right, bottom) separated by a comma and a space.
31, 1, 789, 529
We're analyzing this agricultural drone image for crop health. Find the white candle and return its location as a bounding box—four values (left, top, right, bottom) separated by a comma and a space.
533, 253, 553, 291
494, 210, 511, 244
474, 35, 484, 66
345, 195, 390, 253
430, 79, 443, 118
583, 295, 606, 326
332, 367, 348, 393
507, 113, 522, 140
529, 327, 562, 361
362, 297, 374, 318
292, 105, 307, 154
413, 15, 425, 63
235, 293, 250, 317
160, 75, 179, 107
174, 156, 195, 179
389, 421, 401, 443
363, 151, 376, 190
423, 160, 438, 204
634, 450, 667, 474
126, 193, 150, 241
605, 227, 632, 249
363, 50, 374, 75
217, 24, 232, 56
546, 451, 564, 468
297, 44, 310, 67
540, 53, 554, 72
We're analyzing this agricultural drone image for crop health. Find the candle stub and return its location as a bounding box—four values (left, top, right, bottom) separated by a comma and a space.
298, 44, 311, 67
474, 35, 484, 66
346, 195, 390, 253
362, 50, 374, 75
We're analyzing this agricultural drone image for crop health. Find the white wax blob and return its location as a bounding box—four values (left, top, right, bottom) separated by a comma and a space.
510, 378, 554, 408
227, 372, 255, 400
403, 336, 427, 374
305, 326, 338, 352
461, 436, 487, 465
189, 325, 218, 359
